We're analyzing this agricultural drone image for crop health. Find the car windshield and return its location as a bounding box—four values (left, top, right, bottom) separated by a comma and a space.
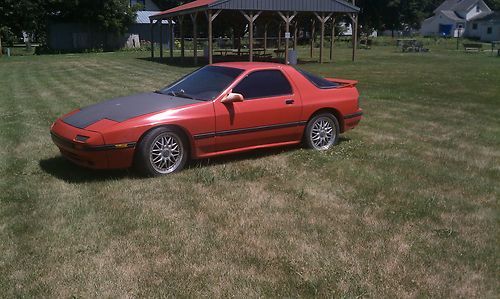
158, 66, 244, 101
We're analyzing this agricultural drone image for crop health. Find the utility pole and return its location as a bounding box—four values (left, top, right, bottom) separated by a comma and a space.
351, 0, 357, 62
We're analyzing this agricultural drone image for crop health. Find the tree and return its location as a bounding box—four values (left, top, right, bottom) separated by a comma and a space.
154, 0, 186, 10
0, 0, 139, 52
356, 0, 386, 34
50, 0, 138, 34
485, 0, 500, 10
0, 0, 48, 53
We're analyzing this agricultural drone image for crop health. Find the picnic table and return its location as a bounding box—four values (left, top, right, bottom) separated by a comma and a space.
398, 39, 428, 53
214, 49, 233, 56
274, 49, 286, 58
397, 39, 416, 47
214, 48, 268, 57
463, 43, 483, 52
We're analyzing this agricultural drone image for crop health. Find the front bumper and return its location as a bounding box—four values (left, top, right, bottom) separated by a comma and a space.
50, 120, 136, 169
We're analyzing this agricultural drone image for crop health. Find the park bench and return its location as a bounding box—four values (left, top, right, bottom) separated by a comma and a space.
463, 43, 482, 52
491, 41, 500, 56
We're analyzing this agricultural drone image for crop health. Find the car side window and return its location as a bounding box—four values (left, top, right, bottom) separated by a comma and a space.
233, 70, 293, 100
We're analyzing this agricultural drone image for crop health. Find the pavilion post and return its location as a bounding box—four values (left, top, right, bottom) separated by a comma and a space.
205, 9, 222, 64
330, 17, 336, 61
310, 19, 315, 58
348, 12, 358, 62
179, 16, 185, 61
320, 16, 324, 63
249, 15, 254, 62
278, 23, 282, 51
208, 10, 213, 64
315, 12, 332, 64
150, 20, 155, 60
350, 0, 358, 62
293, 21, 298, 50
284, 13, 290, 64
169, 19, 174, 58
241, 11, 261, 62
264, 23, 268, 54
352, 13, 358, 61
278, 12, 297, 64
190, 12, 198, 65
159, 19, 164, 61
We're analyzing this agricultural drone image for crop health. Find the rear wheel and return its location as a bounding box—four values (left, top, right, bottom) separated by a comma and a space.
134, 127, 188, 176
305, 113, 340, 150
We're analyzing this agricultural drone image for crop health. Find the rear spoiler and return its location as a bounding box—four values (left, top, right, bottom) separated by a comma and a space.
325, 78, 358, 87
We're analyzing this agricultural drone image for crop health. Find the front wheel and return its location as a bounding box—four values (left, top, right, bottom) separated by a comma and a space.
305, 113, 340, 150
134, 127, 188, 176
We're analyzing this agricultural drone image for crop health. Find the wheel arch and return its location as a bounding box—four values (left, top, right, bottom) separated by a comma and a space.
135, 124, 193, 157
307, 108, 345, 133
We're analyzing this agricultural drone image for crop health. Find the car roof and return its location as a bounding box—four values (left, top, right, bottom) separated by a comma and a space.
211, 61, 291, 71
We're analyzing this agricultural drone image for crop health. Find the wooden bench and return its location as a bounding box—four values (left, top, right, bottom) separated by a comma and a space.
491, 41, 500, 56
463, 43, 482, 52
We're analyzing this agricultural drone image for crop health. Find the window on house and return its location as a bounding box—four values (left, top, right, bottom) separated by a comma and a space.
487, 27, 493, 34
473, 23, 478, 30
476, 5, 480, 13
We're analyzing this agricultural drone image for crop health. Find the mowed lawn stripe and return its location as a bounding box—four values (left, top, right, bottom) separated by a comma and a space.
0, 46, 498, 297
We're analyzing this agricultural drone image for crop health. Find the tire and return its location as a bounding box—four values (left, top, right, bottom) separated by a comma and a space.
134, 127, 189, 176
304, 113, 340, 151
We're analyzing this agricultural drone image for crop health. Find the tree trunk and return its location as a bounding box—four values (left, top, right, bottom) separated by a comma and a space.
0, 34, 3, 56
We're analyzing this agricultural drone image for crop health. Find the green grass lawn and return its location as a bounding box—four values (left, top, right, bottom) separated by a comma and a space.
0, 44, 498, 297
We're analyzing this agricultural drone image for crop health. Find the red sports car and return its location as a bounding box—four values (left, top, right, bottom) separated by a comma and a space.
50, 62, 362, 176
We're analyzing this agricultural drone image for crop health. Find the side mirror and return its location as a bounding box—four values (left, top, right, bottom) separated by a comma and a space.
221, 92, 244, 104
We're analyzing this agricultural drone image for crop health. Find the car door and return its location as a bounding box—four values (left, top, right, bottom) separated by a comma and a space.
213, 69, 302, 152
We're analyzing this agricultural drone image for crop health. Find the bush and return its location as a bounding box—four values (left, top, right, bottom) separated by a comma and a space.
1, 27, 17, 48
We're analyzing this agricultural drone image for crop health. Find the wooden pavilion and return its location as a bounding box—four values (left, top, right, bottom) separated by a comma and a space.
149, 0, 360, 65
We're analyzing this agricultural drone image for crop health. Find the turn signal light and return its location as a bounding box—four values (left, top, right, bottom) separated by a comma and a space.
74, 135, 90, 142
114, 144, 129, 149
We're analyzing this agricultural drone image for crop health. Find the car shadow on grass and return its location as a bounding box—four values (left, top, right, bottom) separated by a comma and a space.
187, 144, 303, 169
39, 138, 350, 183
39, 157, 137, 183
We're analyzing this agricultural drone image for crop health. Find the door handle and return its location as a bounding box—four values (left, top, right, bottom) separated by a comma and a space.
285, 99, 295, 105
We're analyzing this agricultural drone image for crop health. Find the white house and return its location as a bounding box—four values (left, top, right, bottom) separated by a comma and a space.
129, 0, 173, 44
421, 0, 493, 37
467, 12, 500, 41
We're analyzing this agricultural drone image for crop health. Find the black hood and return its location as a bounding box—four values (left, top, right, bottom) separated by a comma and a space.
63, 92, 201, 129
